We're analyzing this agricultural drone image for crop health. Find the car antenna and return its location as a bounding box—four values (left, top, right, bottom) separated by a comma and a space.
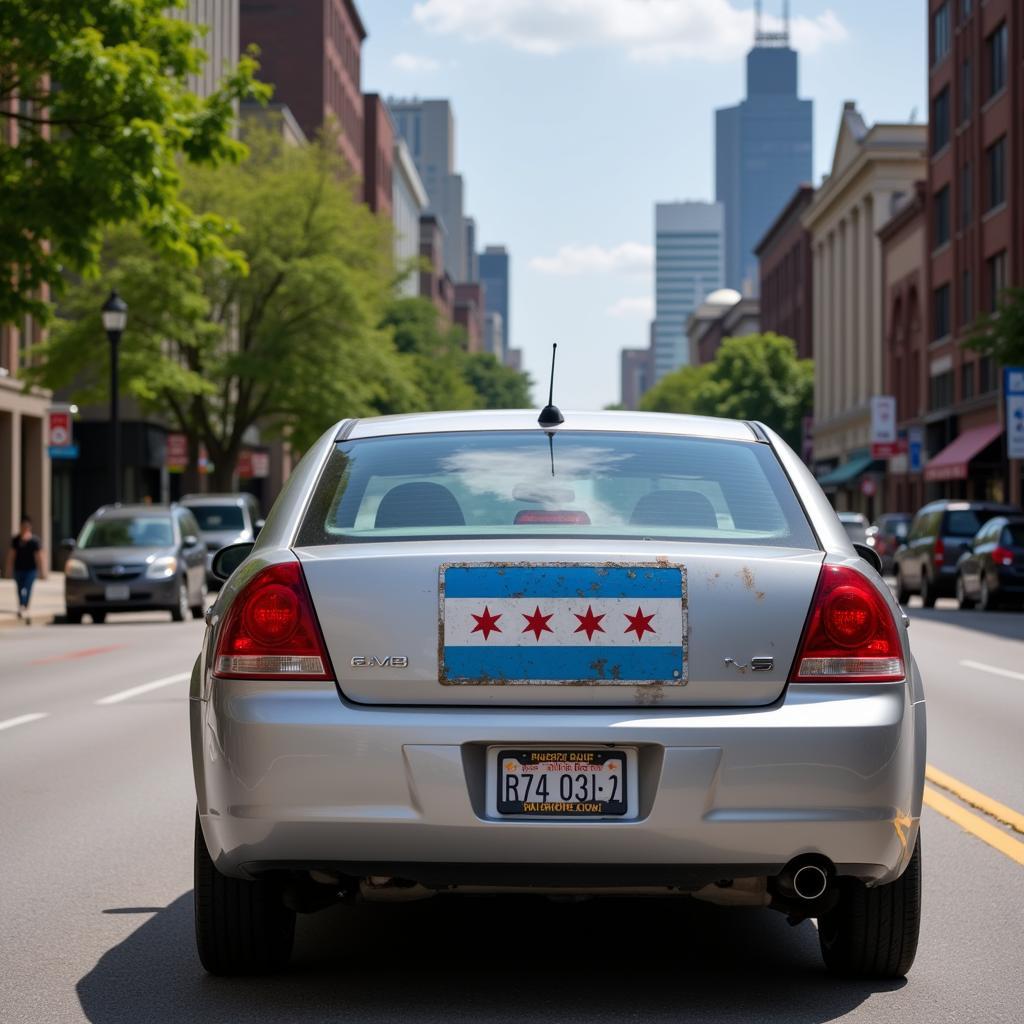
538, 342, 564, 428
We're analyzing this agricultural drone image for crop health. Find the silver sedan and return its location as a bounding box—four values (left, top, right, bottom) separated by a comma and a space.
190, 410, 925, 978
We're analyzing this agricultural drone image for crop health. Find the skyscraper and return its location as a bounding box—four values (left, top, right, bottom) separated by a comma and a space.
479, 245, 510, 357
651, 202, 725, 380
388, 98, 467, 281
715, 4, 812, 294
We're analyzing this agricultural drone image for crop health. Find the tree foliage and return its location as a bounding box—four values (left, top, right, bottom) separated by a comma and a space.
27, 132, 413, 489
640, 333, 812, 449
0, 0, 269, 324
967, 286, 1024, 366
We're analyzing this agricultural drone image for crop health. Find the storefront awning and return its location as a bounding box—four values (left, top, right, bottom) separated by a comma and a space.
924, 423, 1003, 482
816, 454, 877, 488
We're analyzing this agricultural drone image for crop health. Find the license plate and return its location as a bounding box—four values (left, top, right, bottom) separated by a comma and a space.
104, 584, 130, 601
496, 749, 629, 817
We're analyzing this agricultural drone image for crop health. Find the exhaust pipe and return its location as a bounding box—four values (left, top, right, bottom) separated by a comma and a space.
791, 863, 829, 900
771, 855, 835, 907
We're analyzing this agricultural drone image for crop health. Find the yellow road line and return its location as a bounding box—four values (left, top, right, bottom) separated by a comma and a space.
923, 786, 1024, 866
926, 764, 1024, 835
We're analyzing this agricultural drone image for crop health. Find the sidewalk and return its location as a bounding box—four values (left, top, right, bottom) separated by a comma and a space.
0, 572, 65, 629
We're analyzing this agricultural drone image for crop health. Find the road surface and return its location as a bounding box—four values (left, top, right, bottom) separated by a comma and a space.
1, 599, 1022, 1023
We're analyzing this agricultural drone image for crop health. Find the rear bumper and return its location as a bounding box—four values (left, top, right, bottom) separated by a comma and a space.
192, 680, 925, 888
65, 576, 179, 611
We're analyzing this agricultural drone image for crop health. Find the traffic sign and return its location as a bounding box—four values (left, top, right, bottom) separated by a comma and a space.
47, 409, 73, 449
870, 396, 897, 459
1006, 368, 1024, 460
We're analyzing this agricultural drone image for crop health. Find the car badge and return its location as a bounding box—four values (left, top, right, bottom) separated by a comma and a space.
350, 656, 409, 669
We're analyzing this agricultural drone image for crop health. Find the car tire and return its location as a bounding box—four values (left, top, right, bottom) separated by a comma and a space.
920, 573, 937, 608
171, 580, 188, 622
818, 833, 921, 980
190, 582, 206, 620
194, 814, 295, 975
65, 610, 83, 625
955, 574, 975, 610
895, 569, 911, 605
979, 577, 998, 612
91, 611, 107, 624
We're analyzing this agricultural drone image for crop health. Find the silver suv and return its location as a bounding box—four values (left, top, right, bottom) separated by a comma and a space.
181, 493, 264, 586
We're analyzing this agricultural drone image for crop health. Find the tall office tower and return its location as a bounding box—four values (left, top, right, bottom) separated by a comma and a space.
464, 217, 478, 281
388, 98, 467, 280
169, 1, 240, 102
478, 245, 510, 356
715, 3, 812, 294
651, 202, 725, 381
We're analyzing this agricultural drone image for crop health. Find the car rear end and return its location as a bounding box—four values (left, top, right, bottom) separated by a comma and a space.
991, 519, 1024, 605
934, 504, 1018, 597
190, 412, 925, 978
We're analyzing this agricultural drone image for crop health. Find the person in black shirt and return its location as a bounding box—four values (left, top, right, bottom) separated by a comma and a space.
6, 517, 46, 622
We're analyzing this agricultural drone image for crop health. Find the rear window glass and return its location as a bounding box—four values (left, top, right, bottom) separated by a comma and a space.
186, 505, 245, 531
841, 520, 868, 544
1005, 525, 1024, 546
296, 431, 816, 548
945, 509, 999, 537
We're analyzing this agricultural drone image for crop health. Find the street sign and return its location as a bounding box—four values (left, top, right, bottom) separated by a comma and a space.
48, 444, 79, 460
870, 395, 899, 459
238, 450, 270, 480
861, 477, 877, 498
166, 433, 188, 473
908, 425, 924, 473
47, 408, 73, 449
1006, 368, 1024, 460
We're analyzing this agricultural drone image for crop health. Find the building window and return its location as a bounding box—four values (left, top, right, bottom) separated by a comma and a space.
960, 0, 972, 22
932, 3, 951, 65
930, 370, 954, 410
932, 87, 950, 153
987, 22, 1008, 99
986, 250, 1007, 312
960, 58, 972, 123
934, 185, 950, 247
985, 136, 1006, 211
961, 269, 973, 326
979, 355, 994, 394
933, 283, 951, 340
962, 361, 975, 400
960, 161, 972, 227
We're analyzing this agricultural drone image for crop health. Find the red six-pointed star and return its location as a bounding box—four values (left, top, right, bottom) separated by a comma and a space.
521, 606, 554, 641
471, 606, 502, 640
624, 606, 656, 640
573, 605, 606, 641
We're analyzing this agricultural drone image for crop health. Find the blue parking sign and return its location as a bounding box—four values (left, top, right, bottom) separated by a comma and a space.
1006, 368, 1024, 460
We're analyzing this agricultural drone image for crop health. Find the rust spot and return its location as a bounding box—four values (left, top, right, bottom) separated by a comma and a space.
590, 657, 608, 679
634, 683, 665, 705
656, 555, 670, 567
610, 663, 622, 681
738, 567, 756, 591
755, 590, 765, 601
706, 571, 721, 587
626, 569, 637, 579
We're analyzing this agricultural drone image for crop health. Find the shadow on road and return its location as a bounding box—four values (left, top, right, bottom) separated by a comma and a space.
77, 891, 903, 1023
905, 603, 1024, 642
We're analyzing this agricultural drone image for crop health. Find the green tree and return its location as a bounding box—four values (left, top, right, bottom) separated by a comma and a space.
639, 364, 710, 415
462, 352, 533, 408
967, 286, 1024, 366
27, 132, 416, 489
0, 0, 269, 324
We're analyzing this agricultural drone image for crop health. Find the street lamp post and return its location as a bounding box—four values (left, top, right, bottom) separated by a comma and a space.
101, 291, 128, 504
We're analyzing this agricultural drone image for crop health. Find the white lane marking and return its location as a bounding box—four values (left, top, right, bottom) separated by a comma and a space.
95, 672, 191, 706
0, 712, 49, 732
961, 659, 1024, 682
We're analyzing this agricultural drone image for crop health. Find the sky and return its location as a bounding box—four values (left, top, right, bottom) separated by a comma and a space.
360, 1, 928, 410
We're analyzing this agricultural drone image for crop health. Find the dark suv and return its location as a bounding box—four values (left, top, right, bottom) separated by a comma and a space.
894, 501, 1020, 607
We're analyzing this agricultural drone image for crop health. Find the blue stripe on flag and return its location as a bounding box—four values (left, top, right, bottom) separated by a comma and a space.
442, 645, 684, 682
443, 566, 681, 600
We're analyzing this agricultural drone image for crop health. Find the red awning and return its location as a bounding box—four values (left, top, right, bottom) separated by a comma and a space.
924, 422, 1003, 482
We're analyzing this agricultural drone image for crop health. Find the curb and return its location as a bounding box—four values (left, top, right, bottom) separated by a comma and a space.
0, 612, 59, 631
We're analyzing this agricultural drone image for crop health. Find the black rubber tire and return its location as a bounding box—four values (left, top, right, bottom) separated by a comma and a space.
171, 580, 188, 622
979, 577, 998, 612
818, 834, 922, 979
895, 570, 911, 605
191, 604, 205, 620
91, 611, 107, 624
955, 574, 975, 610
194, 814, 295, 976
920, 573, 937, 608
65, 611, 83, 624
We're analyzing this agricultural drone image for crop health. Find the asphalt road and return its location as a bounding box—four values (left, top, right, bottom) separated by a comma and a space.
1, 598, 1023, 1024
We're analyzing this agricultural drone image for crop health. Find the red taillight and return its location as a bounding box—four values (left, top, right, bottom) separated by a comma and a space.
514, 509, 592, 524
992, 546, 1015, 567
213, 560, 332, 680
790, 565, 904, 683
933, 537, 945, 567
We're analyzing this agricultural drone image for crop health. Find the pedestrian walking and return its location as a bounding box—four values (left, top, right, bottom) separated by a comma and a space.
5, 517, 46, 623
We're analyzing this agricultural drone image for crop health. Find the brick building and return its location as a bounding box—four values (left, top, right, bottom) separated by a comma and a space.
362, 94, 393, 215
241, 0, 367, 176
755, 184, 814, 359
453, 283, 485, 353
419, 214, 454, 323
924, 0, 1021, 503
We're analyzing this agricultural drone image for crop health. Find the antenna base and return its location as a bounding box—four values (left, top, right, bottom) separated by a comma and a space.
538, 404, 564, 428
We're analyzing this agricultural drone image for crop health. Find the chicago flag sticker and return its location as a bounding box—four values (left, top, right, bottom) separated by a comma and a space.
439, 564, 687, 686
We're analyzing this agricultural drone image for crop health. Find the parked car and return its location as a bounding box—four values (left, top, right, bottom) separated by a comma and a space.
894, 500, 1020, 607
63, 504, 207, 623
181, 493, 264, 586
955, 516, 1024, 611
870, 513, 912, 575
191, 410, 924, 980
836, 511, 870, 545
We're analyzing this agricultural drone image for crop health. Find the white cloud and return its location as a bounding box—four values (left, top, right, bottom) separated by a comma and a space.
530, 242, 653, 276
607, 296, 654, 318
390, 52, 442, 72
412, 0, 847, 62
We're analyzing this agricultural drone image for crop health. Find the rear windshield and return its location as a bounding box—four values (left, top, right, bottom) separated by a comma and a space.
296, 431, 816, 548
1005, 525, 1024, 546
841, 520, 868, 544
186, 505, 245, 531
945, 509, 1001, 537
885, 518, 910, 539
79, 516, 174, 549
